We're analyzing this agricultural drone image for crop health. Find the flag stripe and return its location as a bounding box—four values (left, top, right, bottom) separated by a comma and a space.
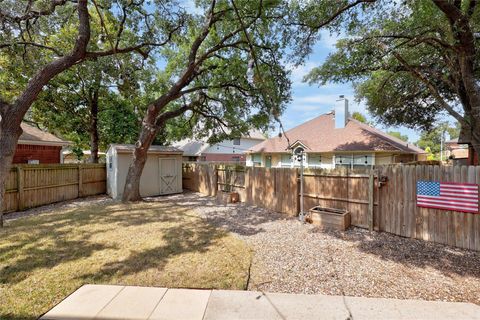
418, 195, 479, 205
441, 183, 478, 188
440, 188, 478, 194
417, 198, 479, 208
417, 203, 479, 213
439, 192, 479, 199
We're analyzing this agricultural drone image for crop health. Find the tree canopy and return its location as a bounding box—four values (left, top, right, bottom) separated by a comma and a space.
302, 0, 480, 153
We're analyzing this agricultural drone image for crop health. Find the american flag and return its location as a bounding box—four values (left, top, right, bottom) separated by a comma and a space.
416, 181, 479, 213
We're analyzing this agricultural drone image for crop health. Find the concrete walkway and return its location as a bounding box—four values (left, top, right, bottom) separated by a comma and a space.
41, 285, 480, 320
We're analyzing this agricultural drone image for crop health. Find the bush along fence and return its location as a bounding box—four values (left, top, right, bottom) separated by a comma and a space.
3, 163, 106, 213
182, 163, 480, 251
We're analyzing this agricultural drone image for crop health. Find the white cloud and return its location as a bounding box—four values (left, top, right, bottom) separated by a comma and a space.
294, 93, 345, 105
288, 61, 319, 86
318, 30, 341, 50
179, 0, 203, 14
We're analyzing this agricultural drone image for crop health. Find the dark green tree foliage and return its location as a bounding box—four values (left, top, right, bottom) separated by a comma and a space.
417, 122, 461, 155
29, 56, 149, 162
351, 111, 368, 124
300, 0, 480, 154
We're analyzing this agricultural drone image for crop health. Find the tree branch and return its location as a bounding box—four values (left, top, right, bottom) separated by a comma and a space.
0, 41, 63, 56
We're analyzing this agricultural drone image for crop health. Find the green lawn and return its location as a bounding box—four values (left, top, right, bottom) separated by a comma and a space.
0, 199, 252, 319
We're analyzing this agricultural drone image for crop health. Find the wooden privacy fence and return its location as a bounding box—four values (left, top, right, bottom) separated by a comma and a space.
182, 163, 480, 251
3, 164, 106, 213
376, 165, 480, 251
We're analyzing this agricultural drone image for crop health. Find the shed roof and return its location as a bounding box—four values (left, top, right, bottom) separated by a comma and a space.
19, 122, 70, 146
250, 113, 425, 154
108, 144, 183, 154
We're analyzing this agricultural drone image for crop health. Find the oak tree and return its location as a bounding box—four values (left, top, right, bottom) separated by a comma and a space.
302, 0, 480, 155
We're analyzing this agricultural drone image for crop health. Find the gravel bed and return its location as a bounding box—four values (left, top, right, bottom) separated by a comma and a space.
166, 192, 480, 304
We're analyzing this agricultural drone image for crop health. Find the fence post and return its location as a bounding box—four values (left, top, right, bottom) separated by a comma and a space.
368, 169, 374, 231
244, 167, 251, 204
17, 166, 24, 211
78, 164, 83, 197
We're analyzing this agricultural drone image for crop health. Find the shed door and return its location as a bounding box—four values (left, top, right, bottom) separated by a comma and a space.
159, 158, 177, 194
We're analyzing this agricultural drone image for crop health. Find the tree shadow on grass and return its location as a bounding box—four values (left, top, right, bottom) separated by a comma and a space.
147, 191, 291, 237
319, 227, 480, 279
0, 202, 193, 286
78, 217, 231, 283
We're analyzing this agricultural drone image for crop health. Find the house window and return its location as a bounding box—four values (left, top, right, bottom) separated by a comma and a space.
353, 154, 373, 167
281, 154, 292, 167
335, 154, 373, 168
252, 154, 262, 166
308, 154, 322, 167
335, 155, 352, 168
233, 138, 240, 145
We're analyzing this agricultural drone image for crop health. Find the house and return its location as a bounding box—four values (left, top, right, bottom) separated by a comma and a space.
62, 150, 107, 163
13, 122, 70, 164
445, 138, 469, 165
174, 130, 266, 163
458, 128, 479, 165
247, 98, 425, 168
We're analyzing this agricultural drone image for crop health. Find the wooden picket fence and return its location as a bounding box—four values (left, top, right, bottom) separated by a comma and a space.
182, 163, 480, 251
3, 164, 106, 213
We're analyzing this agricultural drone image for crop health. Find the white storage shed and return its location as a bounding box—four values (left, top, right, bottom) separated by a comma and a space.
106, 144, 184, 200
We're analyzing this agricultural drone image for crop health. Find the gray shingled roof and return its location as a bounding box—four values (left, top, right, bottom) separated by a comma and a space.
110, 144, 183, 154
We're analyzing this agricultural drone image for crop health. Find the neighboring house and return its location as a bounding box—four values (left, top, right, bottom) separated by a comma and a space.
63, 150, 107, 163
247, 98, 425, 168
13, 122, 70, 164
458, 128, 479, 165
174, 130, 266, 163
445, 138, 469, 165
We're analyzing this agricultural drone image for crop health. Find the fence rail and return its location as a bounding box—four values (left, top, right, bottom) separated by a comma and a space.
182, 163, 480, 251
3, 163, 106, 213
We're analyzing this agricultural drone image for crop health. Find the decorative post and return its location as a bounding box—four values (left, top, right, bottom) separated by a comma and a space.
368, 169, 375, 231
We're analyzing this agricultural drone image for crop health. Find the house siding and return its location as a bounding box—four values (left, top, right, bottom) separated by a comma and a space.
202, 153, 245, 162
247, 152, 419, 168
13, 144, 62, 164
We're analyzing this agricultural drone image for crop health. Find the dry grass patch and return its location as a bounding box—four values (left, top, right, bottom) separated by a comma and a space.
0, 199, 252, 319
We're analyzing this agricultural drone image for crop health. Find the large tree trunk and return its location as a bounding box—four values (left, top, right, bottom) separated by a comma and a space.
121, 96, 194, 202
122, 105, 160, 202
88, 88, 99, 163
0, 0, 90, 227
0, 116, 23, 227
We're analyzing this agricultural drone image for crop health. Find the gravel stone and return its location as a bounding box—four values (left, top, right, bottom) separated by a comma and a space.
167, 192, 480, 304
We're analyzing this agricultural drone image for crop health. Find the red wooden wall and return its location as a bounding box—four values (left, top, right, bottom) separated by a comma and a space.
13, 144, 62, 164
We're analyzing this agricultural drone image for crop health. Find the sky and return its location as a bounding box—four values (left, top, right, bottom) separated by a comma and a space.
282, 30, 423, 143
